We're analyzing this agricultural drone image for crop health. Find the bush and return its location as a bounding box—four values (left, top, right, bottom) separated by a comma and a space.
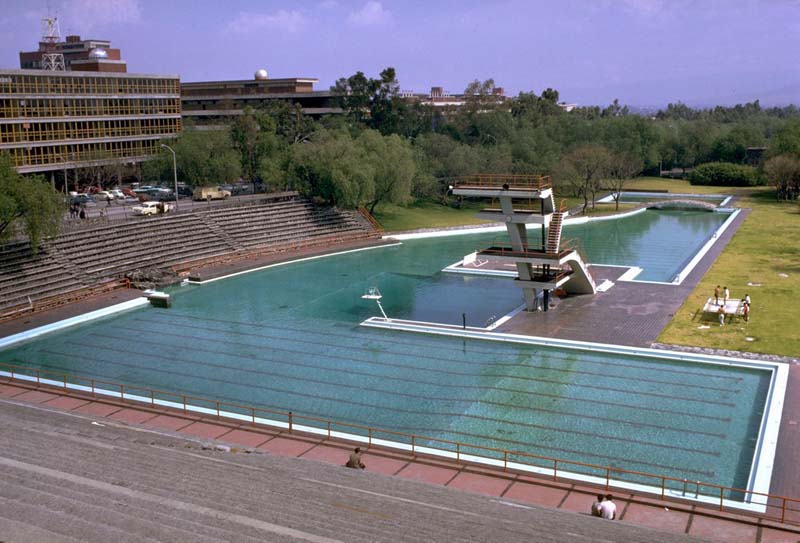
688, 162, 762, 186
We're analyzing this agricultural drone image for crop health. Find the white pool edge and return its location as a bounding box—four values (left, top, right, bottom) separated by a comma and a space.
186, 243, 403, 285
0, 297, 150, 349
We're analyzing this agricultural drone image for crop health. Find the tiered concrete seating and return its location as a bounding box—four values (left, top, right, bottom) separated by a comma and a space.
0, 241, 84, 310
200, 199, 373, 251
51, 213, 235, 279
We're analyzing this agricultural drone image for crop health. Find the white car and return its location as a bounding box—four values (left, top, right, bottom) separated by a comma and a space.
97, 190, 116, 201
110, 189, 125, 199
131, 201, 173, 216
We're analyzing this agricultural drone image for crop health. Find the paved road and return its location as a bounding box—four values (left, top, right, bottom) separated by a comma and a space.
0, 399, 707, 543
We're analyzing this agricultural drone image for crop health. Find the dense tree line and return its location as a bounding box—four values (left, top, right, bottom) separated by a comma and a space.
144, 68, 800, 209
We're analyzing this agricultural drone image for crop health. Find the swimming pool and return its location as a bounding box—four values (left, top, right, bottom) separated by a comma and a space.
597, 191, 731, 206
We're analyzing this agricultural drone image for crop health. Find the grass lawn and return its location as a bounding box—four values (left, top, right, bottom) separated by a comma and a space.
373, 201, 493, 232
658, 189, 800, 358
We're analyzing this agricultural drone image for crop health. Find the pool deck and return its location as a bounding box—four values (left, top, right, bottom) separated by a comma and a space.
496, 208, 751, 347
1, 376, 798, 542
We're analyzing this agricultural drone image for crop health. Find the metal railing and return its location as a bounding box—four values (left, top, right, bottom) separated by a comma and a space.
454, 174, 552, 191
357, 207, 384, 234
1, 360, 797, 525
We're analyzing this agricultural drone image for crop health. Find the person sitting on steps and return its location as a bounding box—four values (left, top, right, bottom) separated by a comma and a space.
345, 447, 366, 469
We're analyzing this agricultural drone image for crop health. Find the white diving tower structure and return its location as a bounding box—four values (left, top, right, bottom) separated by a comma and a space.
452, 174, 596, 311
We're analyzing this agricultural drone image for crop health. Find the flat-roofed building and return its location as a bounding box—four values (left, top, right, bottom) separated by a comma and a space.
20, 34, 127, 73
181, 71, 340, 128
0, 69, 181, 176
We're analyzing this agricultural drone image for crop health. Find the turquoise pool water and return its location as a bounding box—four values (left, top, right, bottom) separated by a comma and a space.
564, 209, 728, 281
1, 209, 764, 493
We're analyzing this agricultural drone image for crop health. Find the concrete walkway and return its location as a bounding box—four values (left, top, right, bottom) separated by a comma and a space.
1, 378, 797, 543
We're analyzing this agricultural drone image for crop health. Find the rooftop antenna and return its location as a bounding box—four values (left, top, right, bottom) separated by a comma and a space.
361, 287, 388, 319
41, 15, 65, 71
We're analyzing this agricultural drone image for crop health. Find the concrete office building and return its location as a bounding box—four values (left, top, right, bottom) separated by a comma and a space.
0, 69, 181, 184
181, 69, 340, 128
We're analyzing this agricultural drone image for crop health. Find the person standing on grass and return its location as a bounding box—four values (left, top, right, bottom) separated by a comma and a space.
723, 286, 730, 306
718, 305, 725, 326
599, 494, 617, 520
714, 285, 721, 305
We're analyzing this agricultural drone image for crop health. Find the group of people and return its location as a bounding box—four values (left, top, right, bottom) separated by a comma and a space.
591, 494, 617, 520
714, 285, 751, 325
68, 203, 87, 220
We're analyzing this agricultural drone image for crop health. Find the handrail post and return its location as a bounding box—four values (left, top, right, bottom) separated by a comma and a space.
182, 395, 186, 414
327, 421, 331, 438
411, 434, 415, 456
719, 487, 724, 511
64, 373, 67, 390
120, 384, 124, 400
368, 428, 372, 448
661, 478, 665, 500
216, 400, 220, 419
553, 459, 557, 481
251, 407, 255, 425
288, 411, 293, 433
606, 467, 610, 489
781, 498, 787, 523
456, 443, 460, 464
91, 379, 95, 397
683, 479, 688, 496
503, 450, 508, 472
695, 481, 700, 498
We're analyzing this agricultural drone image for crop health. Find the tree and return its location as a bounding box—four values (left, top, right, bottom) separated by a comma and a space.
332, 67, 404, 133
0, 153, 64, 253
287, 128, 373, 207
606, 151, 643, 210
764, 155, 800, 201
556, 145, 612, 213
358, 131, 416, 213
143, 127, 241, 188
230, 107, 283, 184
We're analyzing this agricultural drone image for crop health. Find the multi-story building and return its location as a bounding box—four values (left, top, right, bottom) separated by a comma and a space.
19, 34, 127, 73
181, 70, 340, 128
0, 69, 181, 179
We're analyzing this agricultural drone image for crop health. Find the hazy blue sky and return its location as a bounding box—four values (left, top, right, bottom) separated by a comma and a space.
1, 0, 798, 107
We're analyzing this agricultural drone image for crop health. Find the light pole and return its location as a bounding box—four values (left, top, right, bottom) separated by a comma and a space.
160, 143, 179, 210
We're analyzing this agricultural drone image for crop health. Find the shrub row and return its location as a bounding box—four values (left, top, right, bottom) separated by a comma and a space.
688, 162, 763, 186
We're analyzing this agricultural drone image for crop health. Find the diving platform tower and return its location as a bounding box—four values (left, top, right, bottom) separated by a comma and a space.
452, 174, 596, 311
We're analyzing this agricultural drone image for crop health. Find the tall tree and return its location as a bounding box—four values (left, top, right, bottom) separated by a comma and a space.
0, 153, 64, 253
763, 155, 800, 201
230, 107, 283, 184
606, 151, 643, 210
556, 145, 612, 213
358, 130, 416, 213
332, 67, 404, 134
143, 126, 240, 187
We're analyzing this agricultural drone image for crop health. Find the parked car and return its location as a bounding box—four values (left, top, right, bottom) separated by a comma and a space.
110, 189, 125, 199
131, 201, 173, 216
193, 187, 231, 201
70, 194, 96, 206
96, 190, 116, 202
